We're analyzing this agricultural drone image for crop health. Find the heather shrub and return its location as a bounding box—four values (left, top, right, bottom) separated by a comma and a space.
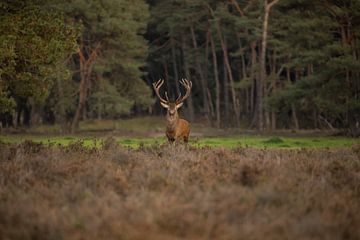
0, 142, 359, 239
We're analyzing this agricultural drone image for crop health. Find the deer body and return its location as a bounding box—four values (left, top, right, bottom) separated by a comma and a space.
153, 79, 192, 143
166, 116, 190, 143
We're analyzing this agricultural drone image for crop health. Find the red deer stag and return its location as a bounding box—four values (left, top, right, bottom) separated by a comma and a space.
153, 79, 192, 143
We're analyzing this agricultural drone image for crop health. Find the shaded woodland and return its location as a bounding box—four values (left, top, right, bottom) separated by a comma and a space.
0, 0, 359, 131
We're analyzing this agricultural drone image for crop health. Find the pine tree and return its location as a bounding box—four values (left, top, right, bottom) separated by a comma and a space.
0, 1, 78, 126
56, 0, 153, 131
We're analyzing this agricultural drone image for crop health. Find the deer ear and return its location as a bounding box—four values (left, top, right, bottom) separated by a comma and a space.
176, 102, 183, 109
160, 102, 169, 109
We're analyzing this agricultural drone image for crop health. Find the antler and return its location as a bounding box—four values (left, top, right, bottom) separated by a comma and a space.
152, 79, 169, 104
176, 78, 192, 104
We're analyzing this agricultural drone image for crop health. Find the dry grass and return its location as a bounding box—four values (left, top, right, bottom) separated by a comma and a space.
0, 140, 360, 240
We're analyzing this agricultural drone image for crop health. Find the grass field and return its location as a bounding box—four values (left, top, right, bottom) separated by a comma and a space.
1, 118, 359, 239
2, 116, 358, 148
0, 141, 359, 239
0, 135, 358, 148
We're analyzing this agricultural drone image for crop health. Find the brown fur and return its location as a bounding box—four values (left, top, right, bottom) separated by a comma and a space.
166, 118, 190, 143
165, 103, 190, 143
153, 79, 192, 143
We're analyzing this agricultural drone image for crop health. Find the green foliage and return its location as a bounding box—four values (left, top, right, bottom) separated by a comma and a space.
234, 77, 252, 89
263, 136, 284, 144
58, 0, 153, 116
266, 0, 360, 127
89, 80, 134, 117
0, 2, 78, 113
0, 91, 15, 114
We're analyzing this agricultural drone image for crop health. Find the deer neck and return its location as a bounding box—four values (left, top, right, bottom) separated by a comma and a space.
166, 112, 179, 130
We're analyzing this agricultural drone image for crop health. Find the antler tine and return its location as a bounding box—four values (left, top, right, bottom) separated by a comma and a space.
152, 79, 162, 89
152, 79, 168, 104
153, 79, 164, 90
175, 92, 182, 102
181, 78, 192, 89
165, 91, 170, 102
176, 78, 192, 104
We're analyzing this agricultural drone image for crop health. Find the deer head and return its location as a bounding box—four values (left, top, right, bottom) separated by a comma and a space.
152, 78, 192, 121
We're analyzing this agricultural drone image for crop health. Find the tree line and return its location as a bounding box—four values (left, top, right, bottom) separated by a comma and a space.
0, 0, 359, 132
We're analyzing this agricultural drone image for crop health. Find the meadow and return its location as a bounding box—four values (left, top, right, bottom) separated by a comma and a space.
1, 117, 358, 148
0, 134, 357, 148
1, 118, 360, 239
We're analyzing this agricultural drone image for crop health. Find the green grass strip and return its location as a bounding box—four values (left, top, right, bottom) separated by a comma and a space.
0, 135, 358, 149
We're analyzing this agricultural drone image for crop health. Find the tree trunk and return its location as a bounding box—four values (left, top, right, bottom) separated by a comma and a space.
204, 28, 210, 88
71, 68, 88, 132
341, 22, 355, 128
207, 89, 215, 124
97, 99, 102, 120
181, 35, 195, 122
210, 31, 221, 128
205, 29, 214, 120
250, 41, 257, 122
56, 76, 68, 133
265, 109, 271, 130
29, 98, 41, 126
238, 34, 248, 117
190, 25, 210, 118
71, 40, 101, 133
305, 64, 318, 129
161, 55, 171, 97
258, 0, 279, 130
292, 105, 299, 130
240, 57, 248, 117
170, 37, 180, 95
216, 23, 240, 127
223, 55, 230, 126
13, 110, 18, 128
286, 66, 299, 130
270, 50, 277, 130
313, 109, 318, 129
96, 74, 103, 120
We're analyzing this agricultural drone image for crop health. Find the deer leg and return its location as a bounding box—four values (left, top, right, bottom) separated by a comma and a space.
166, 131, 175, 144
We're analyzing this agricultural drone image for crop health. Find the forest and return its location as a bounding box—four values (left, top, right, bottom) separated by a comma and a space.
0, 0, 359, 133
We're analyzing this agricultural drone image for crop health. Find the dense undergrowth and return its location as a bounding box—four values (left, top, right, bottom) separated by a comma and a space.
0, 140, 360, 239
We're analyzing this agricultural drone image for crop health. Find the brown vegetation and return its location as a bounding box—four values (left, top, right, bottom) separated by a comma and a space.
0, 140, 360, 240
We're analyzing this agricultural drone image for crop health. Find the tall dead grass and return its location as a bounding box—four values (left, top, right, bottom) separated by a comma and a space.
0, 140, 360, 240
